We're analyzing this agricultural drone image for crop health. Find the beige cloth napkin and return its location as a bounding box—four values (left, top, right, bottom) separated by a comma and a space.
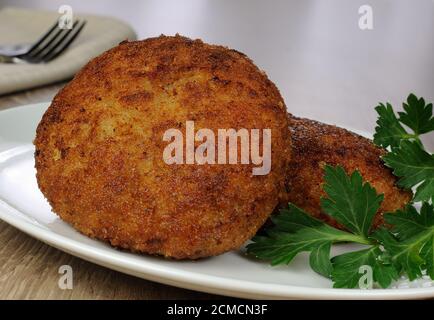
0, 7, 137, 95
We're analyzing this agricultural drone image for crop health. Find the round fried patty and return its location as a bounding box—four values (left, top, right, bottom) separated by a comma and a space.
284, 116, 412, 229
34, 35, 291, 259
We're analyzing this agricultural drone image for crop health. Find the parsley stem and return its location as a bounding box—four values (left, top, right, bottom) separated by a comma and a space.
337, 234, 372, 245
402, 133, 419, 139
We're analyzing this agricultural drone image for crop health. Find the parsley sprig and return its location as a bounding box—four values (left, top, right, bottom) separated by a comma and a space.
248, 165, 400, 288
376, 202, 434, 280
374, 94, 434, 150
248, 94, 434, 288
374, 94, 434, 202
248, 165, 434, 288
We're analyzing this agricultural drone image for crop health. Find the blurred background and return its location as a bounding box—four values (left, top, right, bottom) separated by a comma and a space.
0, 0, 433, 134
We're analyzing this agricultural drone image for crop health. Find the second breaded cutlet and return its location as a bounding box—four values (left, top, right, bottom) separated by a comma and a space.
284, 116, 412, 229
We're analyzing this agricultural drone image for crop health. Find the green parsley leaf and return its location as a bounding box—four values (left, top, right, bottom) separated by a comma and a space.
331, 246, 398, 289
374, 102, 408, 149
247, 204, 368, 278
248, 165, 384, 281
421, 236, 434, 279
373, 93, 434, 150
382, 140, 434, 202
321, 165, 384, 238
378, 202, 434, 280
385, 203, 434, 239
373, 228, 424, 280
309, 242, 333, 278
398, 94, 434, 136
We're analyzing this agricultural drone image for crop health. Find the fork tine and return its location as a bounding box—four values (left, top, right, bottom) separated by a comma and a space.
42, 20, 86, 62
25, 20, 80, 62
23, 20, 60, 56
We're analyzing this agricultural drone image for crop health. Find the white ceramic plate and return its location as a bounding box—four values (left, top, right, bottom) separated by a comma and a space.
0, 102, 433, 300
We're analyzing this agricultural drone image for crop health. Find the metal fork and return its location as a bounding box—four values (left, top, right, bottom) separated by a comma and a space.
0, 19, 86, 64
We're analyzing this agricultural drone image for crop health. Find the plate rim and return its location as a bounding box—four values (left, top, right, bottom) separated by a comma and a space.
0, 102, 433, 300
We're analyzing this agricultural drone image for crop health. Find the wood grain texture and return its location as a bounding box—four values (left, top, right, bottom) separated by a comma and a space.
0, 84, 223, 300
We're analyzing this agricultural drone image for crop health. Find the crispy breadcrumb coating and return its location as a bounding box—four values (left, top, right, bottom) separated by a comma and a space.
284, 116, 412, 229
34, 35, 291, 259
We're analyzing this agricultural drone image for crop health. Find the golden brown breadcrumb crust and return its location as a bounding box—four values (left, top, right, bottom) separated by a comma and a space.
34, 35, 291, 259
284, 116, 412, 229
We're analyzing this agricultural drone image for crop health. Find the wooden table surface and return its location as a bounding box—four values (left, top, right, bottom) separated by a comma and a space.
0, 83, 222, 300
